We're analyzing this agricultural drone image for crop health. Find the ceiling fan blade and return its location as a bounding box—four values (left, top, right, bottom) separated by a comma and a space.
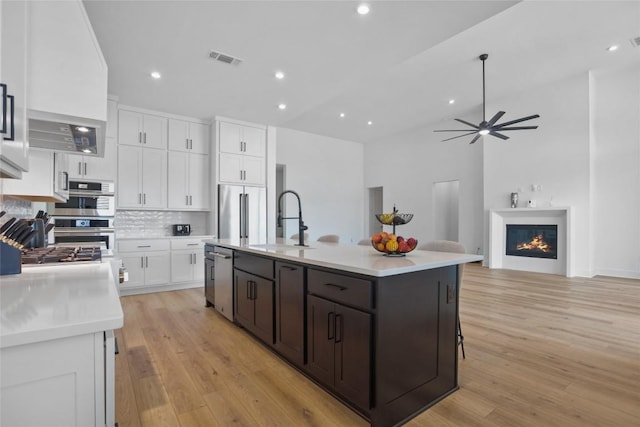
469, 134, 482, 144
441, 131, 478, 142
454, 118, 480, 129
487, 111, 505, 126
497, 126, 539, 131
493, 114, 540, 128
489, 130, 509, 140
434, 129, 477, 132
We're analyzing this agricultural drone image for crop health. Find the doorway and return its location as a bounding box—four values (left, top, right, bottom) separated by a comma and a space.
368, 187, 383, 237
433, 180, 459, 241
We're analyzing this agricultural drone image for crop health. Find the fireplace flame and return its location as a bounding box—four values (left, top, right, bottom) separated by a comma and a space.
516, 234, 551, 253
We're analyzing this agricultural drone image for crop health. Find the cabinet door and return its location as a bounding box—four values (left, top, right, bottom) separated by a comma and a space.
117, 145, 143, 208
144, 252, 170, 286
242, 126, 266, 158
167, 151, 189, 209
120, 254, 145, 288
168, 118, 190, 152
219, 152, 244, 184
141, 148, 167, 209
306, 295, 335, 386
118, 110, 144, 146
67, 154, 85, 180
188, 153, 209, 209
275, 262, 305, 366
141, 114, 167, 149
234, 270, 254, 328
189, 122, 210, 154
171, 250, 194, 283
83, 137, 117, 181
219, 121, 242, 154
193, 252, 205, 282
253, 275, 274, 344
242, 155, 265, 186
334, 304, 371, 410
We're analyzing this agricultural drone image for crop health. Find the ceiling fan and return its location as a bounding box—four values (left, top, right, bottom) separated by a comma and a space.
434, 53, 540, 144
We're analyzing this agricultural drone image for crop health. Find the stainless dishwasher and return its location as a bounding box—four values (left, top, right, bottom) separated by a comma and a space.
210, 246, 233, 321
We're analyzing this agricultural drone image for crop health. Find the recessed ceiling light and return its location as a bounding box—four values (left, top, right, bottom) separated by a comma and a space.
275, 71, 285, 79
357, 4, 370, 15
278, 103, 287, 110
606, 45, 619, 52
150, 71, 161, 79
75, 126, 89, 133
339, 113, 345, 118
449, 99, 455, 105
367, 121, 373, 125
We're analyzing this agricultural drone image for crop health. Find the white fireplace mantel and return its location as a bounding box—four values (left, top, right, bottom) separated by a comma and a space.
489, 207, 574, 277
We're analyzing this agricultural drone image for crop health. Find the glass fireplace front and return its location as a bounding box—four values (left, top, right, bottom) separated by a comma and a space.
505, 224, 558, 259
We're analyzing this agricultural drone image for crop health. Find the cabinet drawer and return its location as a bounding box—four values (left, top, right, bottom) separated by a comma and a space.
117, 239, 170, 253
234, 252, 274, 279
308, 269, 373, 310
171, 239, 204, 250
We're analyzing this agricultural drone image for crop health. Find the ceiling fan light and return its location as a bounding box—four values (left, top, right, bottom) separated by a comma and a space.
479, 129, 490, 136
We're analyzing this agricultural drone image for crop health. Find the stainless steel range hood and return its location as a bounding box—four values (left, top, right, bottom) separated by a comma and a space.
28, 110, 106, 157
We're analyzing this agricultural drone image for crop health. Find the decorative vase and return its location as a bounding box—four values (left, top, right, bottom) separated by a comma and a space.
510, 192, 518, 208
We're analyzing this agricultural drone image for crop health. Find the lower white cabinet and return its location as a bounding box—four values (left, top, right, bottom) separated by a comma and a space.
0, 331, 115, 427
171, 238, 205, 283
118, 239, 170, 289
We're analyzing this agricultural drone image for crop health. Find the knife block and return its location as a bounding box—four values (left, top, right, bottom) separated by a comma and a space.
0, 241, 22, 275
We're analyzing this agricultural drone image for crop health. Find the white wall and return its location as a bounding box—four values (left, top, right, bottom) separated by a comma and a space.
276, 127, 365, 243
483, 73, 592, 276
591, 64, 640, 279
364, 117, 484, 254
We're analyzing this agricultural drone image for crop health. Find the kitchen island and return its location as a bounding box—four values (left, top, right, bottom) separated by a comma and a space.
205, 238, 482, 427
0, 262, 123, 427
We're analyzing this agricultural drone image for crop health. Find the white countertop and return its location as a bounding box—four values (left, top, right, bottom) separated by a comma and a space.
206, 238, 483, 277
0, 263, 124, 349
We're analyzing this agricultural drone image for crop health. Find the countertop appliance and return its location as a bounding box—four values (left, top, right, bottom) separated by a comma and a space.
218, 184, 266, 244
204, 244, 233, 322
172, 224, 191, 236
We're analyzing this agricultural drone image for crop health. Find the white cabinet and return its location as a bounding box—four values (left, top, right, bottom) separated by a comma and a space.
1, 331, 114, 427
0, 0, 29, 178
68, 136, 116, 181
217, 120, 266, 186
117, 145, 166, 209
167, 152, 209, 210
118, 109, 167, 149
168, 119, 209, 154
170, 238, 205, 284
118, 239, 170, 289
1, 150, 69, 201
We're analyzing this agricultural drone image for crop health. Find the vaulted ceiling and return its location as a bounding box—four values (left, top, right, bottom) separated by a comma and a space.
84, 1, 640, 144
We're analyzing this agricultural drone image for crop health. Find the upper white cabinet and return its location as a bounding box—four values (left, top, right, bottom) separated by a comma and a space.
1, 150, 69, 202
117, 145, 166, 209
118, 109, 167, 150
167, 152, 209, 210
216, 119, 266, 186
168, 119, 209, 154
27, 0, 107, 122
0, 0, 29, 178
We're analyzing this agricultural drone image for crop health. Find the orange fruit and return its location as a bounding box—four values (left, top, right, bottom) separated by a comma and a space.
376, 243, 385, 251
371, 233, 382, 243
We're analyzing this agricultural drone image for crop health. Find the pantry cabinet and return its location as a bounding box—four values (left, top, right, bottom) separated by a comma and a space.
167, 151, 209, 210
118, 109, 167, 149
168, 118, 209, 154
170, 238, 205, 284
117, 145, 166, 209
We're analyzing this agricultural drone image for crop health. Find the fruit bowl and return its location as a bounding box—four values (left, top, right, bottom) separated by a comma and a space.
370, 232, 417, 256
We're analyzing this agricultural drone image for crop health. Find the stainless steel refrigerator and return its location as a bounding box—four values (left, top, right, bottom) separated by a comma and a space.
218, 184, 267, 243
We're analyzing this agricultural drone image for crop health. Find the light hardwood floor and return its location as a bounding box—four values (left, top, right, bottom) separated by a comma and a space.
115, 264, 640, 426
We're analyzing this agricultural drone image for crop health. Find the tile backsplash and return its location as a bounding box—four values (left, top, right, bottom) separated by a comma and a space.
115, 210, 211, 238
0, 198, 36, 219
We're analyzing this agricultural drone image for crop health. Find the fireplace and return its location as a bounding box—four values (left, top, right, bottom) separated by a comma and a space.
506, 224, 558, 259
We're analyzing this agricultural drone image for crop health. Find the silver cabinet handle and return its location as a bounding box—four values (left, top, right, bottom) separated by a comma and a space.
138, 132, 142, 143
140, 256, 144, 268
189, 195, 192, 205
78, 162, 82, 175
83, 162, 87, 176
137, 245, 151, 248
186, 195, 189, 205
187, 243, 199, 246
212, 252, 231, 259
145, 256, 149, 268
138, 193, 142, 204
143, 193, 147, 204
186, 138, 189, 149
143, 132, 147, 144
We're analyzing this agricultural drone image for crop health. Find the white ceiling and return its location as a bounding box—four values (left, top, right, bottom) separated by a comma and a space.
83, 0, 640, 144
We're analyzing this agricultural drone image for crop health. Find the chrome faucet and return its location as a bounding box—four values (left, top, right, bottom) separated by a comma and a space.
277, 190, 308, 247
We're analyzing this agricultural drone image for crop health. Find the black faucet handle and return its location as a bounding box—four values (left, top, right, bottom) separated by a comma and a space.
301, 224, 308, 231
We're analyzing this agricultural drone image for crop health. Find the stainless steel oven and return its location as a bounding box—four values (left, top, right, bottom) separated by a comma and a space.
47, 180, 115, 217
52, 217, 115, 249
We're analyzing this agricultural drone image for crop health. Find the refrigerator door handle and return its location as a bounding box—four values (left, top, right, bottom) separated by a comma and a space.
244, 194, 249, 239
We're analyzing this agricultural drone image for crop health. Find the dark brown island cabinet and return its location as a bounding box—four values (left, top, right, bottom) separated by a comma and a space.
208, 243, 469, 427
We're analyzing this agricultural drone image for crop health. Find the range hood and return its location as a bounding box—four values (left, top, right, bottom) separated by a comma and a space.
28, 110, 105, 157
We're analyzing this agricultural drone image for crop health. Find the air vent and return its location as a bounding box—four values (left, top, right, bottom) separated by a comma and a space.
209, 50, 243, 65
630, 36, 640, 48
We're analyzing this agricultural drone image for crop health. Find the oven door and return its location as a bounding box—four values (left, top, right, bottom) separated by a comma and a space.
53, 218, 115, 249
48, 181, 115, 217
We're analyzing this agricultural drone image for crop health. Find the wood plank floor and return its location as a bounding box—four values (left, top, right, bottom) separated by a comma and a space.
115, 264, 640, 426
